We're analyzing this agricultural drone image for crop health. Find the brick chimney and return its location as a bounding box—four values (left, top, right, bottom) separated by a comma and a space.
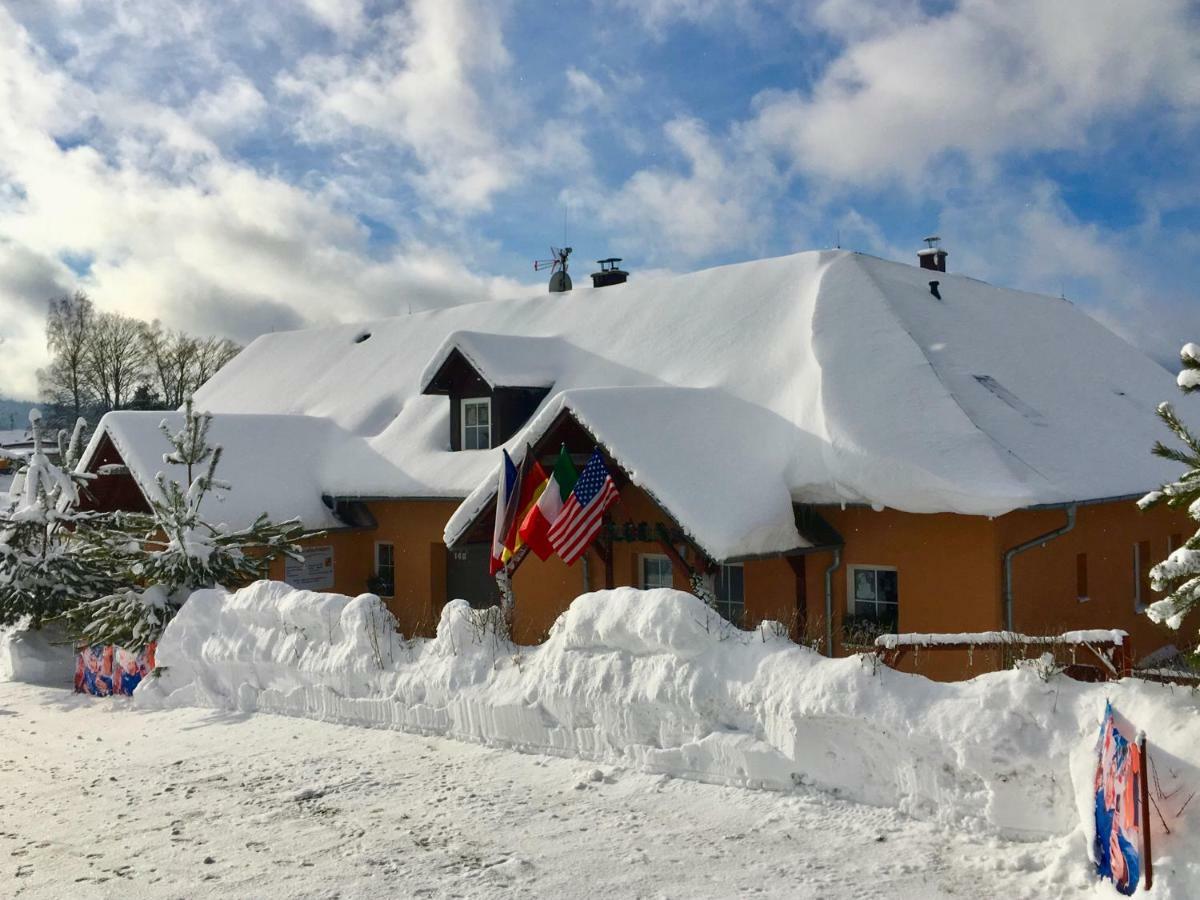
917, 235, 947, 272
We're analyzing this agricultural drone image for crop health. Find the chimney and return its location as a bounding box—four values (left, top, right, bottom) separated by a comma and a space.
917, 235, 947, 273
591, 257, 629, 289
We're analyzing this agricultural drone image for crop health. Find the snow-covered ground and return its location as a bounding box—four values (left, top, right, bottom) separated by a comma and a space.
1, 681, 1083, 899
4, 582, 1197, 897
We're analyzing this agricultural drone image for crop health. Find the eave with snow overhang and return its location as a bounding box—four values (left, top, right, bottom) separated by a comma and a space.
189, 250, 1184, 521
443, 387, 844, 565
77, 411, 351, 532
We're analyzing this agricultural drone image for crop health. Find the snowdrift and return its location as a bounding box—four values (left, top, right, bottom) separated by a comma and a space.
0, 622, 75, 686
137, 582, 1200, 894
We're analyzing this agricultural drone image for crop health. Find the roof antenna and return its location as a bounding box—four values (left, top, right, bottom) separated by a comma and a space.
534, 246, 573, 293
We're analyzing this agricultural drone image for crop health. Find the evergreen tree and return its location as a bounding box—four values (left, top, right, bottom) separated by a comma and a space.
0, 411, 116, 628
70, 399, 307, 650
1139, 343, 1200, 641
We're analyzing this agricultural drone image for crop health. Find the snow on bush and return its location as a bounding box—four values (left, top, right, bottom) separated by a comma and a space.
137, 582, 1200, 893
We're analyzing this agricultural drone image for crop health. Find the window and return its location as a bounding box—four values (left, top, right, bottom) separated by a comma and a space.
640, 554, 673, 590
1134, 541, 1153, 612
715, 563, 744, 626
848, 565, 898, 630
460, 398, 491, 450
375, 542, 395, 597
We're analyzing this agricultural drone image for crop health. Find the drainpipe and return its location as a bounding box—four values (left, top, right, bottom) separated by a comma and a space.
1001, 504, 1077, 632
823, 548, 842, 657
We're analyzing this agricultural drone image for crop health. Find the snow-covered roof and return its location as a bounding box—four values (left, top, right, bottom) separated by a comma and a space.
420, 331, 563, 392
80, 411, 347, 531
158, 249, 1178, 559
0, 429, 31, 446
445, 387, 816, 559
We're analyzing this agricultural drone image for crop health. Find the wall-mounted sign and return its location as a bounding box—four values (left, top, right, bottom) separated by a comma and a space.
604, 520, 685, 545
285, 545, 335, 590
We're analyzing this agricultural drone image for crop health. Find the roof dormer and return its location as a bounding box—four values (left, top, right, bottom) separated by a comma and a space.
420, 332, 559, 451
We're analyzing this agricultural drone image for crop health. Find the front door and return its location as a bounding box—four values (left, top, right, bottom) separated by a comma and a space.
446, 542, 502, 609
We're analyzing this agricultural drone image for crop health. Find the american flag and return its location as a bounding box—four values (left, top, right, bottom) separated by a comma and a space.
548, 449, 619, 565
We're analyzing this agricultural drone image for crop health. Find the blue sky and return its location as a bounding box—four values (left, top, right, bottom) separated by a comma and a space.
0, 0, 1198, 398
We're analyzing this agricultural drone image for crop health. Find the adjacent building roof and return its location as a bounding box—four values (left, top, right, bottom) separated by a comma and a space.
80, 411, 346, 531
80, 250, 1182, 558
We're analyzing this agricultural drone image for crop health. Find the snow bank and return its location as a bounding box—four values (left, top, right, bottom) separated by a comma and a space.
0, 622, 75, 686
138, 583, 1200, 894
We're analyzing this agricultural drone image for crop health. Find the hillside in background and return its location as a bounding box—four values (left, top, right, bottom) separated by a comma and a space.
0, 397, 36, 432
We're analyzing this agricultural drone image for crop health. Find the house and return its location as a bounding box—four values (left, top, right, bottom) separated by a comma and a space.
77, 249, 1192, 678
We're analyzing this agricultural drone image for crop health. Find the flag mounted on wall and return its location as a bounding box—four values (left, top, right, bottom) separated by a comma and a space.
501, 446, 548, 566
519, 445, 579, 561
489, 449, 518, 575
548, 448, 619, 565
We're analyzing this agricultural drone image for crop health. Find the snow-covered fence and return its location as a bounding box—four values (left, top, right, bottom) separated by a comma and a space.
874, 630, 1131, 680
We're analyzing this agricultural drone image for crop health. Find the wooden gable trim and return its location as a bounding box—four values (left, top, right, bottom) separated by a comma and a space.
448, 408, 715, 579
422, 347, 491, 396
76, 432, 152, 514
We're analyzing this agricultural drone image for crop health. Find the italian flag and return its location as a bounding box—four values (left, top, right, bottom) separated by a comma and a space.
518, 445, 578, 561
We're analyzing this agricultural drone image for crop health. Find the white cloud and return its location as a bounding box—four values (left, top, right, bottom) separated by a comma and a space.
748, 0, 1200, 185
189, 77, 269, 139
0, 5, 535, 399
277, 0, 518, 213
300, 0, 366, 39
565, 67, 607, 113
594, 117, 775, 260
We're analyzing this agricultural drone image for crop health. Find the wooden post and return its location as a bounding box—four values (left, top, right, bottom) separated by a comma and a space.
590, 536, 614, 590
1140, 734, 1153, 890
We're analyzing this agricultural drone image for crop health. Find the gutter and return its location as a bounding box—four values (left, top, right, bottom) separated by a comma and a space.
1001, 504, 1077, 632
823, 548, 842, 657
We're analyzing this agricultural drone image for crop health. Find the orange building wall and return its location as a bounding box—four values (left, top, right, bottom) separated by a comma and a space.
509, 484, 701, 643
997, 501, 1189, 663
271, 492, 1190, 680
268, 499, 461, 636
797, 509, 1004, 679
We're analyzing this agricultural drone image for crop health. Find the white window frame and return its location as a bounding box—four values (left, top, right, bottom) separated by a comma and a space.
846, 564, 898, 619
375, 541, 396, 598
715, 563, 745, 626
640, 553, 673, 590
460, 397, 491, 450
1133, 541, 1151, 614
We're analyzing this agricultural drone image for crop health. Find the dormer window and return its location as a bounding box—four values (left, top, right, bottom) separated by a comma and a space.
420, 332, 559, 451
461, 398, 491, 450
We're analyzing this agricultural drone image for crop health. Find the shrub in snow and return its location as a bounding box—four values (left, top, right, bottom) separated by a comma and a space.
0, 411, 118, 629
67, 399, 308, 652
1140, 343, 1200, 651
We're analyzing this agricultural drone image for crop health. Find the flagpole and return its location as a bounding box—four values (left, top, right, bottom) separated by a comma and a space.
1140, 733, 1153, 890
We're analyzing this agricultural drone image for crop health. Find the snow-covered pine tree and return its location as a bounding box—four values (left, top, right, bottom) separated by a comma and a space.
70, 399, 308, 650
1139, 342, 1200, 643
0, 411, 116, 628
